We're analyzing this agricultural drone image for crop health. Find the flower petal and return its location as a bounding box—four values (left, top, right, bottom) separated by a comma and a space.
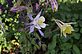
55, 21, 63, 28
34, 10, 42, 20
63, 31, 67, 37
39, 16, 45, 22
60, 29, 63, 36
29, 25, 34, 33
61, 24, 67, 31
27, 14, 33, 21
70, 26, 74, 31
35, 24, 41, 29
38, 29, 44, 36
67, 22, 76, 24
40, 23, 46, 28
64, 24, 74, 31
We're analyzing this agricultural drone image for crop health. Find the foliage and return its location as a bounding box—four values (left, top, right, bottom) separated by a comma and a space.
0, 0, 82, 54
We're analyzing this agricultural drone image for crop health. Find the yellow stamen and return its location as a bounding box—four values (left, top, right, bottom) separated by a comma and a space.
37, 20, 44, 25
37, 16, 45, 25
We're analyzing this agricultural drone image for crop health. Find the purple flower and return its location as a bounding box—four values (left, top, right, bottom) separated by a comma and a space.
10, 6, 27, 12
50, 0, 58, 12
28, 10, 47, 36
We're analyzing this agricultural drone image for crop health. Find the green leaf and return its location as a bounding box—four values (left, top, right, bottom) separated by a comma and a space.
48, 44, 55, 50
42, 44, 46, 51
61, 50, 71, 54
48, 35, 56, 50
50, 50, 55, 54
63, 0, 68, 3
58, 0, 62, 2
31, 38, 40, 49
80, 0, 82, 2
73, 33, 80, 40
34, 32, 41, 40
60, 36, 70, 42
74, 24, 78, 28
0, 0, 5, 4
73, 45, 80, 54
79, 20, 82, 27
74, 14, 78, 20
40, 0, 45, 2
80, 28, 82, 33
75, 28, 79, 32
61, 43, 72, 50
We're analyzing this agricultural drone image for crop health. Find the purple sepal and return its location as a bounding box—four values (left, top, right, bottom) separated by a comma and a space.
27, 14, 33, 21
29, 25, 34, 33
34, 10, 42, 20
38, 29, 44, 36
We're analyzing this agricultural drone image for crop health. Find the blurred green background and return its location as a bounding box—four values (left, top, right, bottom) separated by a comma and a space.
0, 0, 82, 54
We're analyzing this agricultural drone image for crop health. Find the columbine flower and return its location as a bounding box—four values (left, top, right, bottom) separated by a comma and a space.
50, 0, 58, 12
10, 6, 27, 12
27, 10, 47, 36
53, 19, 75, 37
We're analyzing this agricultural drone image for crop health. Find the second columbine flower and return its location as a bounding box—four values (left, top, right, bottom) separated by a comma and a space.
52, 19, 75, 37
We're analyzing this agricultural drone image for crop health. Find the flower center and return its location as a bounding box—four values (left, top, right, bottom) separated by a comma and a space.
37, 19, 43, 25
64, 26, 72, 34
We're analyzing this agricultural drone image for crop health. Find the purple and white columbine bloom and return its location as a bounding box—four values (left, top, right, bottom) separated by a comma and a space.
50, 0, 58, 12
28, 11, 47, 36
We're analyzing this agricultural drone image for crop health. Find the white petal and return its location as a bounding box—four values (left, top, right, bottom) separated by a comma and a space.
60, 29, 63, 36
70, 25, 74, 31
40, 23, 46, 28
39, 16, 45, 22
35, 24, 41, 29
63, 32, 67, 37
55, 21, 62, 28
61, 25, 67, 31
55, 19, 64, 25
67, 22, 76, 24
65, 24, 74, 31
